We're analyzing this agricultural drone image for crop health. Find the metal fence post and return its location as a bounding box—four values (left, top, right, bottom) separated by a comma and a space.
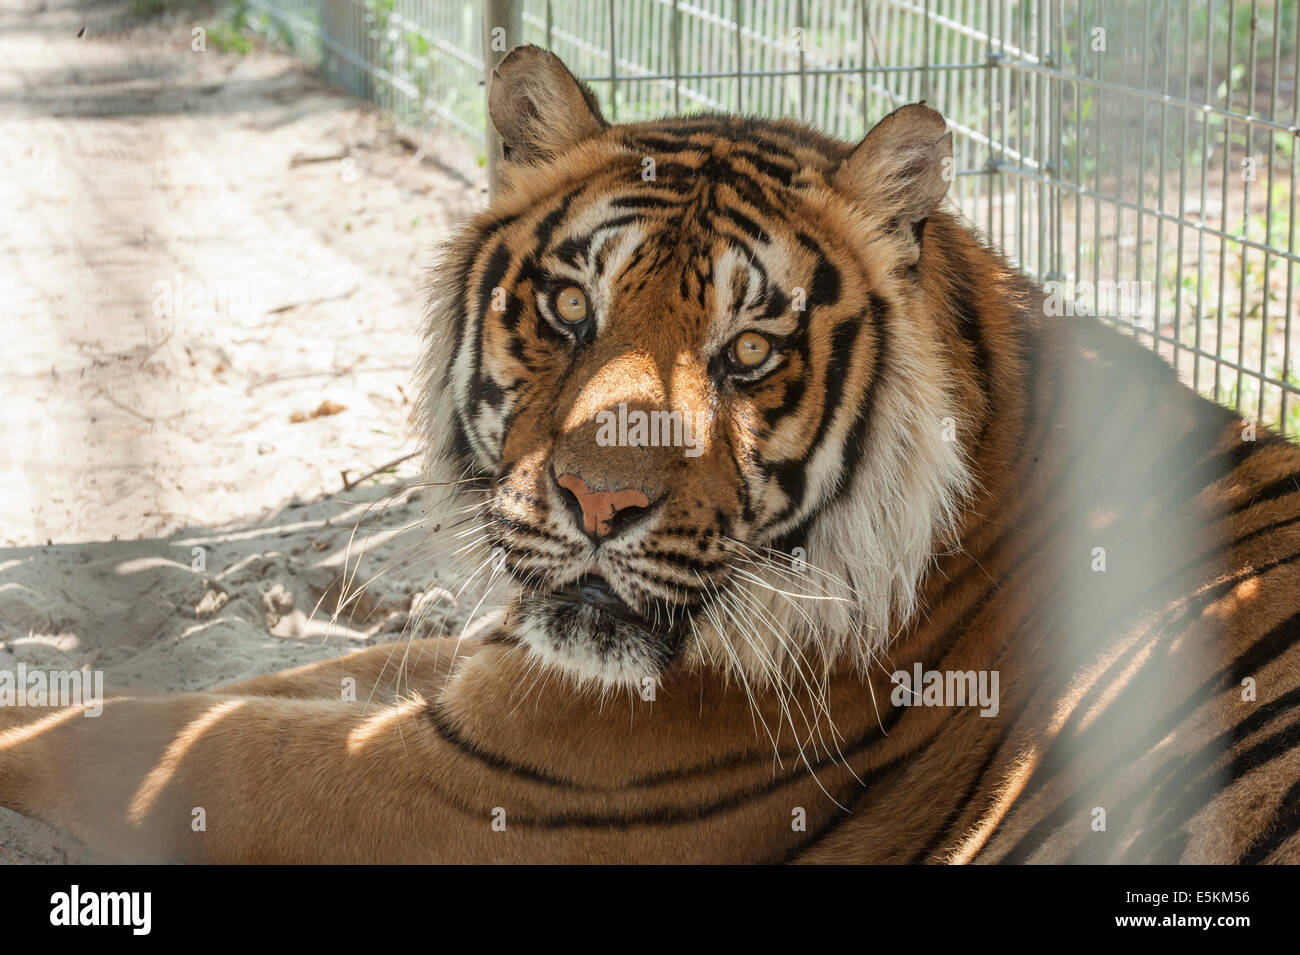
483, 0, 524, 200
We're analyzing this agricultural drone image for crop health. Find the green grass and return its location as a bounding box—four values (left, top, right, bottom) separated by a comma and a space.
207, 18, 254, 55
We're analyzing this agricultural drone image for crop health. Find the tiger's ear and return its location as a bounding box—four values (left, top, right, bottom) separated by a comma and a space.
488, 45, 608, 164
834, 104, 953, 260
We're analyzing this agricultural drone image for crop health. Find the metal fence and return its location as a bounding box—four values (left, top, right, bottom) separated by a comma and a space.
243, 0, 1300, 438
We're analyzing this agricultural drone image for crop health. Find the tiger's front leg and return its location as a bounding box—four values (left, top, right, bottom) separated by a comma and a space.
215, 635, 476, 701
0, 689, 444, 862
0, 638, 854, 862
0, 638, 480, 862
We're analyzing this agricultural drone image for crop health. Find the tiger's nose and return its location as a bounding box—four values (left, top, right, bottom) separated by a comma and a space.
555, 472, 652, 540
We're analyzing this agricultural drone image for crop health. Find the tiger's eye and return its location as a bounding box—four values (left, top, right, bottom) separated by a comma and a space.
731, 331, 771, 367
554, 286, 589, 324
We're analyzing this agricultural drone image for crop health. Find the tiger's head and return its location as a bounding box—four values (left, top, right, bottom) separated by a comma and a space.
418, 46, 978, 690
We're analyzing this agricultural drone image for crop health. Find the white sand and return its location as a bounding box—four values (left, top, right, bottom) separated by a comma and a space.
0, 0, 491, 863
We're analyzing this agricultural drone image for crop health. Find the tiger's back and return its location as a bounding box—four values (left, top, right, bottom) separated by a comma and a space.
793, 246, 1300, 862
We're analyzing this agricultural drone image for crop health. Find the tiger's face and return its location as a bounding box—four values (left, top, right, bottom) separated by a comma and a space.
420, 47, 973, 689
468, 178, 876, 685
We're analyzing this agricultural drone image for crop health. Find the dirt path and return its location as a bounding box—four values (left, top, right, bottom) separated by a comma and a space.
0, 1, 490, 862
0, 0, 484, 546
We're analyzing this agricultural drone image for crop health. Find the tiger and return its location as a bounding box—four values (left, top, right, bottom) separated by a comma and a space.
2, 44, 1299, 864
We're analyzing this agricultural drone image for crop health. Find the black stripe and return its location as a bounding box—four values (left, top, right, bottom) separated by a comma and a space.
648, 160, 705, 183
721, 206, 770, 244
426, 702, 902, 830
729, 147, 797, 186
772, 746, 916, 863
723, 168, 784, 221
837, 295, 888, 495
762, 376, 807, 430
757, 315, 862, 530
1111, 681, 1300, 863
534, 184, 583, 247
806, 251, 841, 309
1136, 714, 1300, 863
944, 249, 992, 391
999, 592, 1300, 863
908, 722, 1009, 864
610, 193, 686, 211
1157, 429, 1271, 509
1238, 776, 1300, 863
425, 704, 592, 789
625, 133, 704, 153
473, 241, 512, 331
942, 250, 994, 446
1228, 468, 1300, 516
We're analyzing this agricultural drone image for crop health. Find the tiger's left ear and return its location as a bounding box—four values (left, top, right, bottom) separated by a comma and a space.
488, 45, 608, 165
834, 104, 953, 261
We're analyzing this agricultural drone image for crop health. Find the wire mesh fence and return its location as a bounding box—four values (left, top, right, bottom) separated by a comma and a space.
242, 0, 1300, 438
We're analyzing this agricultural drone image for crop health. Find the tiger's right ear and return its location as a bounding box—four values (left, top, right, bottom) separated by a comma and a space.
488, 45, 608, 165
834, 104, 952, 259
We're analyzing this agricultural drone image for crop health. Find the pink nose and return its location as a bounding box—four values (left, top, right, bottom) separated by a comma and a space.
556, 473, 651, 539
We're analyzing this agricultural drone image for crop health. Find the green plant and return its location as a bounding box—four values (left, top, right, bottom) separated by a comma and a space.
208, 18, 253, 54
134, 0, 204, 15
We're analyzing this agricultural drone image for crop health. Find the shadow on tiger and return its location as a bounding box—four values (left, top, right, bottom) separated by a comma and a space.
2, 45, 1299, 864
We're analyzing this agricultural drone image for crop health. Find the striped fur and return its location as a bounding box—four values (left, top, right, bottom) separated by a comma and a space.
410, 48, 1300, 862
419, 53, 975, 689
2, 47, 1297, 863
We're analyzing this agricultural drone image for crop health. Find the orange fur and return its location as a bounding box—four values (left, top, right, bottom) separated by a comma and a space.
2, 48, 1299, 863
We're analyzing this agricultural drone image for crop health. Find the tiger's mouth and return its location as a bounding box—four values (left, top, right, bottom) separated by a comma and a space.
512, 570, 693, 685
549, 573, 657, 631
545, 572, 693, 647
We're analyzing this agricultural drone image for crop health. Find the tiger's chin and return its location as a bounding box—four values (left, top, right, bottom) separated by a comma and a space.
510, 575, 691, 690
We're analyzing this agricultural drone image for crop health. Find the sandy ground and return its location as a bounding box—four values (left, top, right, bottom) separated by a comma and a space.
0, 0, 489, 862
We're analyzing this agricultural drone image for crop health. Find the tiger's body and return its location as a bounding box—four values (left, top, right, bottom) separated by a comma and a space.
1, 46, 1298, 863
